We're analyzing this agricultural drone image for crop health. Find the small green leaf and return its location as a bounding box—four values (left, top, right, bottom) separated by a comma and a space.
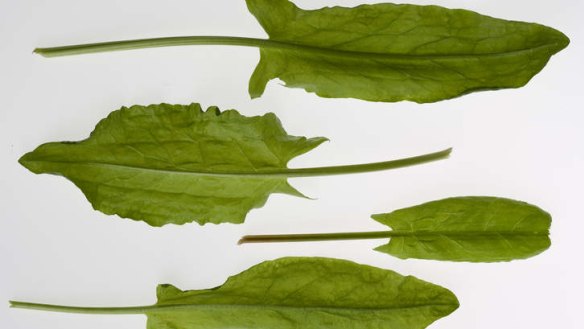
246, 0, 569, 102
20, 103, 450, 226
10, 257, 459, 329
240, 197, 551, 262
372, 197, 551, 262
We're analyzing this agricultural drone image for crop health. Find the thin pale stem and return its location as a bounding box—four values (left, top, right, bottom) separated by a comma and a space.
267, 148, 451, 177
239, 231, 395, 244
9, 301, 292, 314
35, 36, 290, 57
9, 301, 152, 314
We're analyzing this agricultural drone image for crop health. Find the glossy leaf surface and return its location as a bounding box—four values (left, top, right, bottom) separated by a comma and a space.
247, 0, 569, 102
10, 257, 459, 329
373, 197, 551, 262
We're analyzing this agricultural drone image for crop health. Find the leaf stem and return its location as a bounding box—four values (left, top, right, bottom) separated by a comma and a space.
239, 231, 395, 244
279, 148, 451, 177
9, 301, 279, 314
9, 301, 151, 314
34, 36, 282, 57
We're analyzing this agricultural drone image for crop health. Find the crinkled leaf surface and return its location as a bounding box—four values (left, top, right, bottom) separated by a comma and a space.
247, 0, 569, 103
147, 257, 459, 329
19, 103, 327, 226
372, 197, 551, 262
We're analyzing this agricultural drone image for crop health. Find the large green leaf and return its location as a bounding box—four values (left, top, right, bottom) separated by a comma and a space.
247, 0, 569, 102
34, 1, 568, 103
19, 104, 325, 226
372, 197, 551, 262
20, 103, 450, 226
10, 257, 459, 329
240, 197, 551, 262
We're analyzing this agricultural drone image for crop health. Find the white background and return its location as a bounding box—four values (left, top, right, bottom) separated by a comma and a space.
1, 0, 582, 328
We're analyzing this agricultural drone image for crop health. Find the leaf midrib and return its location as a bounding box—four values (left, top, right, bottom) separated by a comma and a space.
23, 159, 296, 178
264, 37, 563, 61
387, 231, 549, 237
146, 301, 457, 314
10, 300, 457, 315
22, 147, 451, 178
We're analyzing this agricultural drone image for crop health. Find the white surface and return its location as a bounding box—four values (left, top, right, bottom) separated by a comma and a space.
0, 0, 582, 328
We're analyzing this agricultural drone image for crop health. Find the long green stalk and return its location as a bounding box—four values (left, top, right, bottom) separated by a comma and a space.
34, 36, 294, 57
239, 231, 394, 244
256, 148, 451, 177
9, 301, 150, 314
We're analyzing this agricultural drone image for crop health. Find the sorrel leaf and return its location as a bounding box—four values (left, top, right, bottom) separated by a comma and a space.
10, 257, 459, 329
34, 0, 569, 103
240, 197, 551, 262
19, 103, 450, 226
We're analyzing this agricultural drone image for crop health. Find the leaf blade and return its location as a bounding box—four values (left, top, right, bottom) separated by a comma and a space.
247, 0, 569, 102
147, 257, 459, 329
19, 103, 326, 226
372, 196, 552, 262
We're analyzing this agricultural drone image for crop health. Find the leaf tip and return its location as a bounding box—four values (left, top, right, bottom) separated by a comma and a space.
18, 151, 36, 173
445, 291, 461, 313
561, 29, 570, 42
557, 32, 571, 52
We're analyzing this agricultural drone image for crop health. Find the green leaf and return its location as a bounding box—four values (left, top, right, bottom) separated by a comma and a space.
372, 197, 551, 262
240, 197, 551, 262
246, 0, 569, 102
10, 257, 460, 329
19, 103, 450, 227
34, 1, 569, 103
